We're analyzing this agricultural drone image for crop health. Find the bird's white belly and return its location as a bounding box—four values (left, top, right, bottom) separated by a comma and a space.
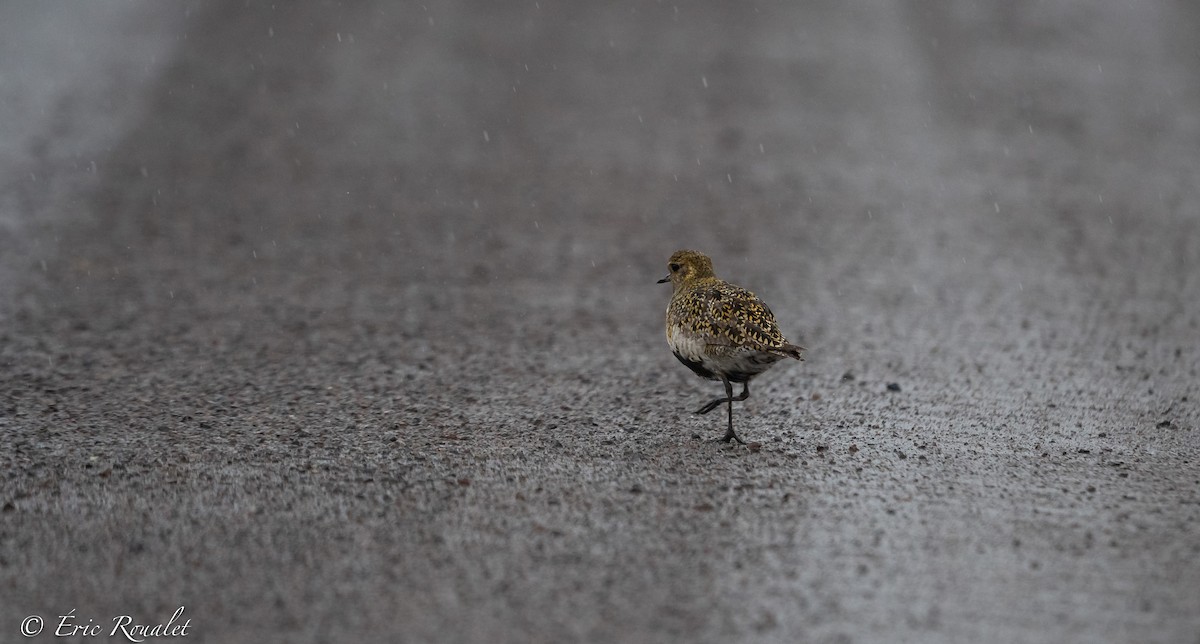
666, 325, 707, 361
667, 324, 782, 381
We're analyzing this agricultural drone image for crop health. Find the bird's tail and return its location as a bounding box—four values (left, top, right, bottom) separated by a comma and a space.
779, 344, 805, 361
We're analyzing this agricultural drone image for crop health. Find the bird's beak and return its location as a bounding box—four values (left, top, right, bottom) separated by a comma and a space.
657, 276, 670, 284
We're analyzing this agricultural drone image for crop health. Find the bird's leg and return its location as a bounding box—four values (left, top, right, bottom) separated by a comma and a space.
719, 394, 747, 445
695, 380, 749, 415
698, 379, 749, 444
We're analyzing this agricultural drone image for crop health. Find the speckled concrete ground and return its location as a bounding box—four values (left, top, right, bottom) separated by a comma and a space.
2, 2, 1199, 642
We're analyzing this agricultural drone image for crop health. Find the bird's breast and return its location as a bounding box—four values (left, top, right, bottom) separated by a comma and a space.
666, 324, 704, 358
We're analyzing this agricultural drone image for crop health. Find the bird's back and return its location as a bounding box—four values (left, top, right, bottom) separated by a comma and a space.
666, 277, 803, 381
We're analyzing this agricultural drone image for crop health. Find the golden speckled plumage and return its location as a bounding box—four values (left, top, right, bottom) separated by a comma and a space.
668, 278, 793, 356
658, 249, 804, 444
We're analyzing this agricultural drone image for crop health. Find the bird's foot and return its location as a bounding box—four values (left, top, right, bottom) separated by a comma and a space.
695, 399, 727, 415
710, 428, 746, 445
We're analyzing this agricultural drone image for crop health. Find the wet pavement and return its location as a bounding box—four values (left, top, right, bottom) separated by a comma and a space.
2, 2, 1199, 642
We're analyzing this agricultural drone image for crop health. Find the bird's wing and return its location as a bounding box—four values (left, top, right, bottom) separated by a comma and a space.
701, 283, 790, 351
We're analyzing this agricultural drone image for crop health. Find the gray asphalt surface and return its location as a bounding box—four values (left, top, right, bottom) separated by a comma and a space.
3, 2, 1199, 643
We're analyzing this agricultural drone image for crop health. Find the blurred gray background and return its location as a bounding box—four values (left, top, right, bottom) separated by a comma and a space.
2, 1, 1198, 642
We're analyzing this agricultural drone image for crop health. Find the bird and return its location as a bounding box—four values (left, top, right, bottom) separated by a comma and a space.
658, 249, 804, 444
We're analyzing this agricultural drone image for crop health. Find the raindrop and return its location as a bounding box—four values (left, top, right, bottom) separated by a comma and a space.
483, 130, 490, 142
993, 202, 1000, 213
336, 32, 342, 43
727, 173, 733, 184
759, 143, 764, 154
268, 26, 274, 37
701, 76, 708, 88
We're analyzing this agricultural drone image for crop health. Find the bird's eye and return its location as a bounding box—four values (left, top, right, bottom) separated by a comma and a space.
669, 263, 681, 272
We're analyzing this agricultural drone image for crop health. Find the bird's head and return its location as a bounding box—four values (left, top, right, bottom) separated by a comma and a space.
657, 249, 715, 288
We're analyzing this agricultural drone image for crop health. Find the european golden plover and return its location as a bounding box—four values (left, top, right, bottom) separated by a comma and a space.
658, 249, 804, 444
